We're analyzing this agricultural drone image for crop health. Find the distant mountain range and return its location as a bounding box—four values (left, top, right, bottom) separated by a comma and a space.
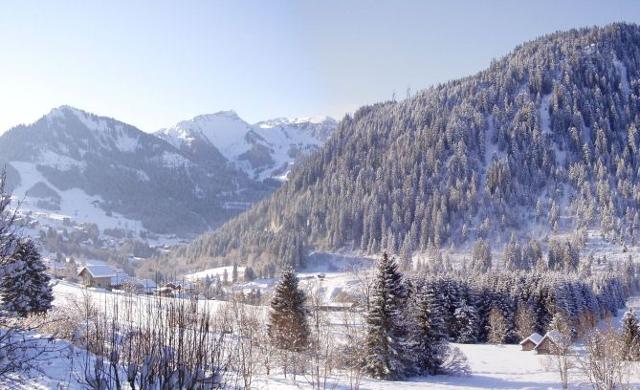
0, 106, 336, 236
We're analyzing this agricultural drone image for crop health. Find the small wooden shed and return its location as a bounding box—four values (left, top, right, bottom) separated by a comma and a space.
519, 332, 543, 351
534, 330, 562, 354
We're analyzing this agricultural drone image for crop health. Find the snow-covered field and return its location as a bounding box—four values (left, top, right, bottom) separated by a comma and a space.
3, 279, 637, 389
185, 265, 247, 281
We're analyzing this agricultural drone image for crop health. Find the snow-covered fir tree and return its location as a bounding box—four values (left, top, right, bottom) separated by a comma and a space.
0, 249, 27, 315
0, 239, 53, 316
267, 267, 309, 352
364, 253, 411, 379
410, 284, 446, 375
503, 233, 522, 271
471, 239, 492, 273
454, 299, 478, 343
231, 262, 238, 283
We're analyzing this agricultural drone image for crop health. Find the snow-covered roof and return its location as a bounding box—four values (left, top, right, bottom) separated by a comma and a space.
519, 332, 543, 345
534, 330, 563, 350
78, 265, 116, 278
111, 271, 131, 285
544, 330, 562, 343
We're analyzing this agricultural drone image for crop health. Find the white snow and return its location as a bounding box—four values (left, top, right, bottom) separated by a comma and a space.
112, 129, 139, 153
185, 265, 245, 281
539, 94, 552, 135
10, 161, 145, 233
614, 58, 631, 99
157, 150, 191, 168
519, 332, 543, 346
37, 150, 85, 171
12, 272, 638, 389
158, 111, 335, 181
158, 111, 252, 161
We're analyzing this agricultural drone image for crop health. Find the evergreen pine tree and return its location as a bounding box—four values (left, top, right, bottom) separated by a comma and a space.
454, 299, 478, 343
23, 240, 53, 314
471, 239, 492, 272
364, 253, 411, 379
243, 266, 256, 281
410, 285, 446, 375
232, 262, 239, 283
1, 239, 52, 316
0, 245, 28, 315
267, 267, 310, 352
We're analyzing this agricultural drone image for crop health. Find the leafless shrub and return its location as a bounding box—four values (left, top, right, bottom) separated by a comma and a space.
77, 291, 229, 389
578, 325, 631, 390
336, 308, 366, 390
304, 282, 338, 390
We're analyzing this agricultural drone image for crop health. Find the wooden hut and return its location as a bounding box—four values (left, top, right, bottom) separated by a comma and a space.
519, 332, 543, 351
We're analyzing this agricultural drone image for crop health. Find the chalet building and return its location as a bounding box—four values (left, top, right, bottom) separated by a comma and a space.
155, 281, 196, 297
78, 265, 116, 289
534, 330, 562, 354
519, 332, 543, 351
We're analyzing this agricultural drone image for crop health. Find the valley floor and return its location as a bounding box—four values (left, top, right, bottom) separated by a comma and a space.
3, 282, 640, 389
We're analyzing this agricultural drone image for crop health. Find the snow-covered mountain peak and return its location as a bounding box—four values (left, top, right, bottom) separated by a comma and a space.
159, 111, 253, 157
192, 110, 241, 121
44, 105, 118, 135
255, 116, 336, 128
159, 111, 337, 181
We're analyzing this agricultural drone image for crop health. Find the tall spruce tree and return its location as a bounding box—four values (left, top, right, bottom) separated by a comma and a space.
0, 247, 27, 315
364, 253, 411, 379
232, 262, 239, 283
454, 300, 479, 343
1, 239, 52, 316
268, 267, 310, 352
410, 285, 446, 375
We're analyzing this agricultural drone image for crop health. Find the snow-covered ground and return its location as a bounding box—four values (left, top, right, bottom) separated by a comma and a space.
11, 161, 144, 233
4, 277, 639, 389
185, 265, 246, 281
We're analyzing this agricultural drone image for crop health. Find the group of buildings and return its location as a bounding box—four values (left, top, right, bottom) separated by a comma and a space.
75, 263, 201, 298
77, 264, 158, 294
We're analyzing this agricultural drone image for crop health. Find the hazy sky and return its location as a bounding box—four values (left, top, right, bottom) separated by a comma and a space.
0, 1, 639, 133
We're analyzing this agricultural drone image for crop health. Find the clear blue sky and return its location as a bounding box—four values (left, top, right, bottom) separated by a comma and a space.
0, 0, 638, 132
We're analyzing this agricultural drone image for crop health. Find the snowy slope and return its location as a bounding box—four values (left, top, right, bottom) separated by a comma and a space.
158, 112, 337, 181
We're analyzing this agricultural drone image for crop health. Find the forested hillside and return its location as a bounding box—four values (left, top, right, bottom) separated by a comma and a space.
173, 23, 640, 270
